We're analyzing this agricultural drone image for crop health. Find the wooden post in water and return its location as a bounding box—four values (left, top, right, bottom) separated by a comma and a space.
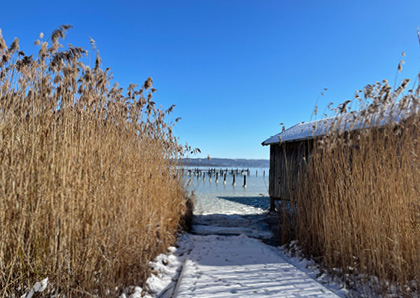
223, 172, 227, 184
232, 173, 236, 186
243, 175, 247, 188
203, 172, 205, 180
209, 172, 212, 182
216, 172, 219, 183
263, 170, 265, 177
256, 170, 258, 176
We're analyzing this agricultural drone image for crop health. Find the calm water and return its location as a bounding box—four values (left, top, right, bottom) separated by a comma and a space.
185, 167, 270, 215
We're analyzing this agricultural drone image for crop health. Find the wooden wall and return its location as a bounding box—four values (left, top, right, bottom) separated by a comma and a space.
269, 140, 313, 202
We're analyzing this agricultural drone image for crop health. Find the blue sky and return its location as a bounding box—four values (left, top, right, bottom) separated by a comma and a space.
2, 0, 420, 159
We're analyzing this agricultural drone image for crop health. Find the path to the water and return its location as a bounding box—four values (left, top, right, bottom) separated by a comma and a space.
139, 180, 347, 298
173, 211, 341, 298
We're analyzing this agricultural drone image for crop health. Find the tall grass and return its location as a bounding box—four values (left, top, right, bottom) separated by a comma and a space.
0, 26, 191, 296
278, 77, 420, 295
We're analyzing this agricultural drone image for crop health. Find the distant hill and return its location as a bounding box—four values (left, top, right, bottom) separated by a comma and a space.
181, 158, 269, 168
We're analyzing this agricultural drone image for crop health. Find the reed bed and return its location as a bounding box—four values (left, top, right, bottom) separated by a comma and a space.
0, 26, 191, 297
278, 76, 420, 295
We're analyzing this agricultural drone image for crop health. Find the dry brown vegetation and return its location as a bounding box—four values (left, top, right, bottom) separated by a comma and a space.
0, 26, 191, 296
278, 75, 420, 295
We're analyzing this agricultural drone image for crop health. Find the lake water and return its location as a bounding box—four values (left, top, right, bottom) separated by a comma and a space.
185, 167, 270, 215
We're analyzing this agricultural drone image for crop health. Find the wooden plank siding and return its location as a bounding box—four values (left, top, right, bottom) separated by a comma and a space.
269, 140, 313, 210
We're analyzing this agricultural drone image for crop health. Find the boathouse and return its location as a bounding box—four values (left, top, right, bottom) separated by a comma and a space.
262, 106, 408, 211
262, 119, 327, 211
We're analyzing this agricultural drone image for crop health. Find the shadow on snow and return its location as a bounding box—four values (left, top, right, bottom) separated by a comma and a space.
216, 195, 270, 210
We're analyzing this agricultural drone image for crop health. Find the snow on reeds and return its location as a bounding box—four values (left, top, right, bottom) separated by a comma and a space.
278, 75, 420, 295
0, 26, 191, 297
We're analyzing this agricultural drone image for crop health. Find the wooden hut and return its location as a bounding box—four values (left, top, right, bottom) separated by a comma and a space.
262, 120, 326, 211
262, 107, 408, 211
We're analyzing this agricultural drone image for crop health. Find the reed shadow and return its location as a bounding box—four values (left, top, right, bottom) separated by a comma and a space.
216, 195, 270, 210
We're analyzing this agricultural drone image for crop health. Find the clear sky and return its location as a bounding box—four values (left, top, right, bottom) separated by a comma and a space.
2, 0, 420, 159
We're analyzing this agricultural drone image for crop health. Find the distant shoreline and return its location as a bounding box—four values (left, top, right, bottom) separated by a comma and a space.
181, 158, 269, 168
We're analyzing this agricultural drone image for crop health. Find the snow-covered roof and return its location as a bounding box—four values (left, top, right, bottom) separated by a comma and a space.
262, 104, 411, 146
262, 118, 334, 146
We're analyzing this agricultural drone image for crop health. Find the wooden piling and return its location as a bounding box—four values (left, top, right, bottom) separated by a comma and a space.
243, 175, 247, 187
232, 173, 236, 186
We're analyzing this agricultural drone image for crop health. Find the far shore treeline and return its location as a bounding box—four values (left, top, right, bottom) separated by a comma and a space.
182, 158, 269, 168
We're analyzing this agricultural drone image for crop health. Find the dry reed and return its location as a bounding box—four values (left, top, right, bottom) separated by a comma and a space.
0, 26, 191, 297
278, 76, 420, 295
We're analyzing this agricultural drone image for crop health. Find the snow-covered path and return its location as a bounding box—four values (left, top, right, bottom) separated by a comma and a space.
176, 235, 338, 297
140, 173, 346, 298
174, 213, 339, 298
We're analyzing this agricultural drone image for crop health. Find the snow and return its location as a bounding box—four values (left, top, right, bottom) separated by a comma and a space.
262, 103, 411, 145
133, 172, 349, 298
262, 118, 334, 145
175, 234, 339, 297
22, 278, 48, 298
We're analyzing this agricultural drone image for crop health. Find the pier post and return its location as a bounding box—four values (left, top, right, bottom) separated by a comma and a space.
243, 175, 247, 188
232, 173, 236, 186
